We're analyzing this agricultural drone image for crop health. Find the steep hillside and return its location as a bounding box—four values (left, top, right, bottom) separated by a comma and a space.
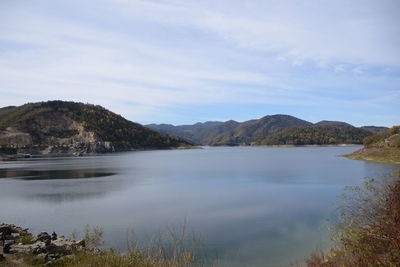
342, 126, 400, 163
194, 120, 241, 145
257, 126, 371, 146
0, 101, 191, 158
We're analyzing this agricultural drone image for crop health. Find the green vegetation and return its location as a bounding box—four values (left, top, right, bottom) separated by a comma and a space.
0, 101, 191, 150
343, 126, 400, 163
307, 171, 400, 266
257, 126, 371, 146
15, 233, 35, 245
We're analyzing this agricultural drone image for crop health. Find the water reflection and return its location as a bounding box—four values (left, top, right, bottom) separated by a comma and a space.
0, 166, 126, 203
0, 168, 116, 180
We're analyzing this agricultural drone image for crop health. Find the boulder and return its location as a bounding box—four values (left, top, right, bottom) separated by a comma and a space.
0, 225, 12, 236
36, 232, 51, 243
3, 243, 11, 254
1, 224, 87, 263
9, 244, 33, 254
0, 224, 29, 236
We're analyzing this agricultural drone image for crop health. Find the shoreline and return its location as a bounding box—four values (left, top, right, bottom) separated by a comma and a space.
252, 143, 361, 148
341, 153, 400, 165
0, 145, 201, 161
1, 144, 362, 161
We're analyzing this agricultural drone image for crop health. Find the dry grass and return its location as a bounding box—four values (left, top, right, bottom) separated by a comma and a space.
54, 222, 203, 267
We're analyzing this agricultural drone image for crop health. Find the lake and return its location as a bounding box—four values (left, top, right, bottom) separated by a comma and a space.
0, 146, 398, 266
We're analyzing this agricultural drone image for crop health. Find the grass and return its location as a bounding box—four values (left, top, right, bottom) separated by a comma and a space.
342, 147, 400, 164
15, 233, 35, 245
342, 127, 400, 164
12, 223, 204, 267
56, 224, 199, 267
54, 247, 194, 267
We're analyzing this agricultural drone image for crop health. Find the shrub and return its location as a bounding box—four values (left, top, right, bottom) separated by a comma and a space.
307, 171, 400, 266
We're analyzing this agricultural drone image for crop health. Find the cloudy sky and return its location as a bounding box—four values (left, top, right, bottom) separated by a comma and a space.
1, 0, 399, 126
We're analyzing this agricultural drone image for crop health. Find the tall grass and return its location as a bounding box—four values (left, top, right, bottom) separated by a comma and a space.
56, 221, 206, 267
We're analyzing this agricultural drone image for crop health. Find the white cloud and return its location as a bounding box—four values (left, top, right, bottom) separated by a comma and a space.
0, 0, 399, 125
334, 65, 346, 73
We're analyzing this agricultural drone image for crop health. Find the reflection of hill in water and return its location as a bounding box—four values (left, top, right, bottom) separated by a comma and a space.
0, 168, 134, 203
0, 169, 116, 180
27, 192, 110, 202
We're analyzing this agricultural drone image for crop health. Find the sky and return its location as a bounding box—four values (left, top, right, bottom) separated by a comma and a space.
0, 0, 399, 126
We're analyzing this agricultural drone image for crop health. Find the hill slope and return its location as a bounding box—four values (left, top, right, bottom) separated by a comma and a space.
0, 101, 191, 157
256, 126, 371, 146
206, 115, 313, 145
342, 126, 400, 163
146, 121, 224, 144
148, 115, 313, 145
314, 120, 353, 127
360, 126, 389, 134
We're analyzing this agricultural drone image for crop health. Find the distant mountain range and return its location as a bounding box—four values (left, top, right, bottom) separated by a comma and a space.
147, 115, 388, 146
0, 101, 191, 159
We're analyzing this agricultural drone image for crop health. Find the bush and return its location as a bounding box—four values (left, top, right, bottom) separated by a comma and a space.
307, 171, 400, 266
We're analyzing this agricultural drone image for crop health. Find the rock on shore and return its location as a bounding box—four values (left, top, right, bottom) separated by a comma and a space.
0, 223, 85, 266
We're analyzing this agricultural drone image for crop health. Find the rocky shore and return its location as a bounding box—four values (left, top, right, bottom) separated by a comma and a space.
0, 224, 86, 266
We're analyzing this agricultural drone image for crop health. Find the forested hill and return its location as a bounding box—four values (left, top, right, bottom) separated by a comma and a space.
148, 116, 385, 146
0, 101, 191, 157
342, 126, 400, 163
256, 126, 372, 146
148, 115, 312, 145
360, 126, 389, 134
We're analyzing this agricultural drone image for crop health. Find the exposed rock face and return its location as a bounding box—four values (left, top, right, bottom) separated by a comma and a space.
0, 112, 115, 156
0, 223, 85, 265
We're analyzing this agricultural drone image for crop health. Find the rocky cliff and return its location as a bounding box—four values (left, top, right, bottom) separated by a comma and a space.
0, 101, 191, 159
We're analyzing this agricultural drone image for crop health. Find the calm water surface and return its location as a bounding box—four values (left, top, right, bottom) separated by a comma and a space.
0, 146, 398, 266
